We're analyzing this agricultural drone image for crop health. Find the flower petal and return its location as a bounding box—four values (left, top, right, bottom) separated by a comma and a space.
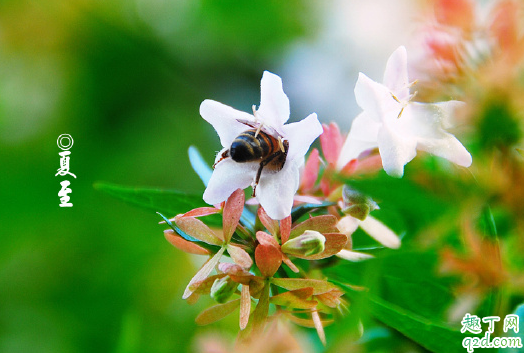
400, 102, 472, 167
256, 158, 301, 220
417, 131, 472, 167
337, 216, 360, 237
200, 99, 255, 148
300, 148, 320, 192
377, 125, 417, 177
203, 159, 257, 205
336, 249, 374, 262
336, 113, 380, 170
281, 113, 323, 162
383, 46, 410, 101
359, 216, 401, 249
354, 72, 399, 123
257, 71, 290, 129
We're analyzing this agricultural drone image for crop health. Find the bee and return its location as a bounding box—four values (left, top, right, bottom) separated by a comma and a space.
213, 118, 289, 197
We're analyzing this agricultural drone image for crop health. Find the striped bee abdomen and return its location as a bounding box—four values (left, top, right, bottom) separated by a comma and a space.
230, 129, 275, 163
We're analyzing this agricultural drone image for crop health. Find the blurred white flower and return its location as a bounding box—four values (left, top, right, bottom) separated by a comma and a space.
200, 71, 322, 220
337, 46, 472, 177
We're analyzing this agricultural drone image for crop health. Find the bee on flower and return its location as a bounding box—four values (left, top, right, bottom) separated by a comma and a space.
200, 71, 323, 220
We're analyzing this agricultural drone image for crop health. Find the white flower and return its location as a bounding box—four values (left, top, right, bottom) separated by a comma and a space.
336, 46, 472, 177
200, 71, 322, 220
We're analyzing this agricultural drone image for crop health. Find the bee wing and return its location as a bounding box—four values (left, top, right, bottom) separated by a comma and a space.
235, 119, 280, 137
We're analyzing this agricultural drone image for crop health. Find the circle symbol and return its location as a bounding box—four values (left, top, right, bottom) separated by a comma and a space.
57, 134, 74, 150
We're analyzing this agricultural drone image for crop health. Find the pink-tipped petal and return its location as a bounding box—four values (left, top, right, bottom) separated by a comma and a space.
300, 148, 320, 192
320, 123, 344, 165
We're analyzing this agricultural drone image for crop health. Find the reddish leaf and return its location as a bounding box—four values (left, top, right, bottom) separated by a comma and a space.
256, 231, 280, 248
270, 289, 317, 309
271, 278, 339, 295
227, 244, 253, 269
312, 310, 326, 346
175, 215, 223, 245
181, 207, 220, 218
290, 215, 338, 239
195, 299, 240, 325
183, 247, 225, 299
300, 148, 320, 192
280, 216, 291, 244
190, 274, 227, 294
164, 229, 210, 255
316, 288, 344, 308
223, 189, 245, 243
240, 285, 251, 330
255, 232, 282, 278
258, 207, 279, 237
218, 263, 254, 285
282, 254, 299, 273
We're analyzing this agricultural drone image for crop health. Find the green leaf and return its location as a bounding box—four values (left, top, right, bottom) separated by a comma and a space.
188, 145, 213, 187
344, 172, 453, 235
291, 202, 335, 221
271, 278, 339, 295
353, 289, 465, 353
327, 250, 464, 352
95, 182, 218, 223
195, 298, 240, 325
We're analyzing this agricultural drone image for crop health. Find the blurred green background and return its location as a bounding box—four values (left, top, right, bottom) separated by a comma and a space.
0, 1, 323, 352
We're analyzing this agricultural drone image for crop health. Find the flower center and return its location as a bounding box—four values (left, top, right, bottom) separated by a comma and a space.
390, 80, 419, 119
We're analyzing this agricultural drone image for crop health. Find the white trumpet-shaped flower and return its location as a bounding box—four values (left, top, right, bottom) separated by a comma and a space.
200, 71, 322, 220
337, 46, 472, 177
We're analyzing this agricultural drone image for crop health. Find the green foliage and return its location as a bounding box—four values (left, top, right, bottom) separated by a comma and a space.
95, 182, 221, 226
478, 99, 522, 150
326, 250, 464, 352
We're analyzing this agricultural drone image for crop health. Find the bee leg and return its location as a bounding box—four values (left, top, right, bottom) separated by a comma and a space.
251, 152, 280, 197
212, 150, 230, 168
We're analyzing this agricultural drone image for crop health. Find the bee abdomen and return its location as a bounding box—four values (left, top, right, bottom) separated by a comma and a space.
230, 130, 272, 162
